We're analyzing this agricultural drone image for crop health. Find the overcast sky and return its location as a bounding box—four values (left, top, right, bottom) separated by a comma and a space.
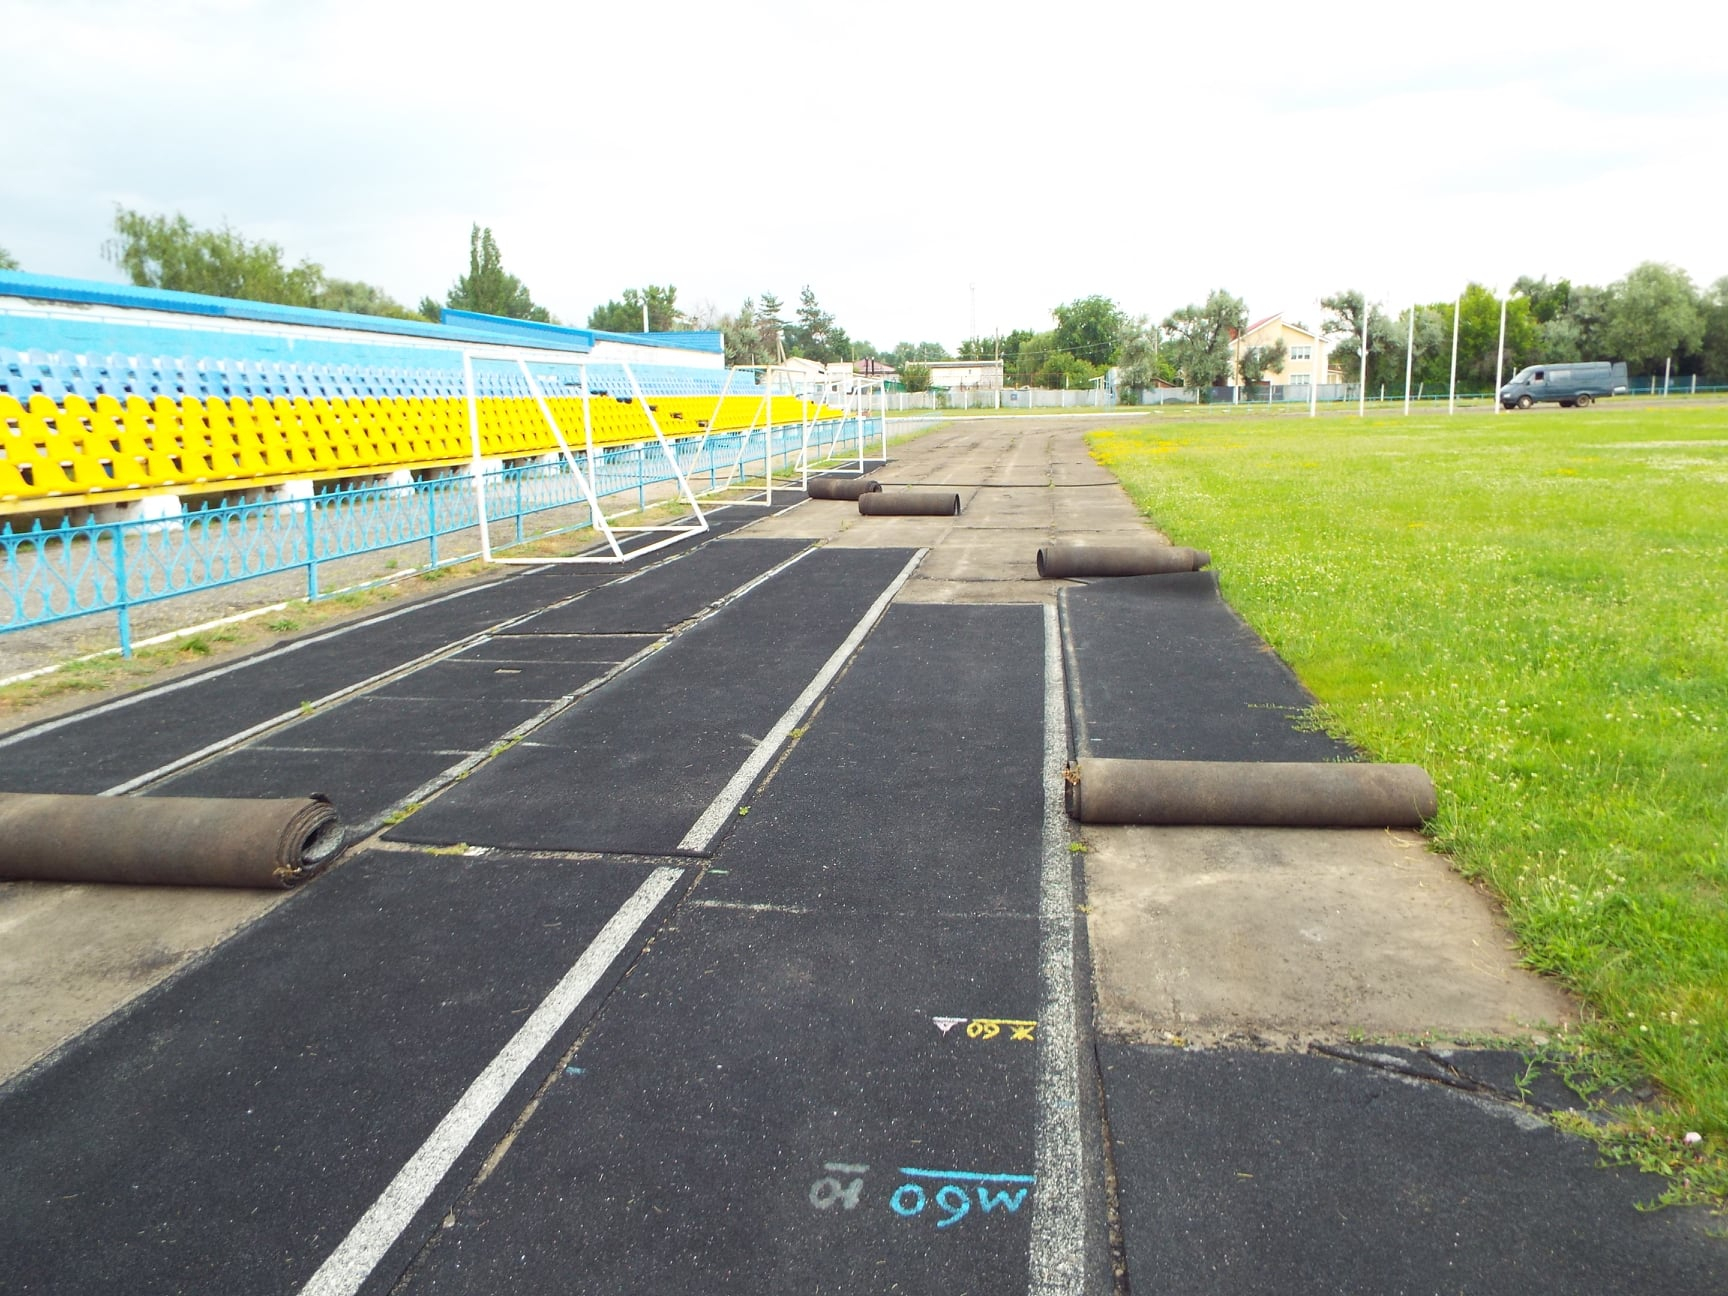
5, 0, 1724, 348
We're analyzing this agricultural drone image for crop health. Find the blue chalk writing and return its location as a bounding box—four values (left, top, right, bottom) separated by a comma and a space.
898, 1167, 1036, 1184
977, 1185, 1029, 1213
812, 1159, 1034, 1229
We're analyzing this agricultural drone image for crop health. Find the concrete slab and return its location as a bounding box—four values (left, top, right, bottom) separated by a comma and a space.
0, 882, 276, 1080
913, 533, 1047, 584
1084, 825, 1576, 1046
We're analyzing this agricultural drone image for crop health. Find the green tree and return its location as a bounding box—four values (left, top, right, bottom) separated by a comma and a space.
1599, 261, 1704, 373
1320, 289, 1409, 388
784, 286, 851, 363
1401, 303, 1457, 391
105, 207, 325, 305
714, 297, 776, 367
1699, 277, 1728, 382
0, 246, 17, 271
887, 340, 949, 367
1511, 275, 1572, 324
1237, 339, 1288, 386
313, 277, 417, 320
996, 328, 1035, 379
757, 292, 786, 361
588, 284, 682, 333
1052, 294, 1126, 366
1114, 315, 1171, 398
901, 362, 933, 392
1435, 283, 1537, 387
1011, 331, 1099, 388
445, 224, 551, 322
1161, 290, 1246, 393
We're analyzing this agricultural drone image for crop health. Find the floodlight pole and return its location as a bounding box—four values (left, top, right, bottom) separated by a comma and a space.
1448, 293, 1461, 415
1357, 302, 1370, 418
1309, 318, 1320, 418
1403, 306, 1415, 416
461, 352, 493, 562
1493, 290, 1509, 415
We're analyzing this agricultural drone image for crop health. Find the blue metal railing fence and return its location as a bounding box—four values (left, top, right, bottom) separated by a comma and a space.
2, 416, 877, 656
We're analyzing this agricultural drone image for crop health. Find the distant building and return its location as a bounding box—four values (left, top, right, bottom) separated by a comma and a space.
918, 359, 1003, 391
1233, 314, 1342, 388
852, 356, 900, 382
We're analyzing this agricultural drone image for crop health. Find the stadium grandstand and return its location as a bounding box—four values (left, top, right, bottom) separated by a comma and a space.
0, 271, 841, 519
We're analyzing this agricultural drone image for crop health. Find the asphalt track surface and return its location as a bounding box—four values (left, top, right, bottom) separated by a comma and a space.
2, 480, 1724, 1294
1059, 572, 1353, 763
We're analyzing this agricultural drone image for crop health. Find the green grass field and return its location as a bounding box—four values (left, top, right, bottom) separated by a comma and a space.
1091, 403, 1728, 1181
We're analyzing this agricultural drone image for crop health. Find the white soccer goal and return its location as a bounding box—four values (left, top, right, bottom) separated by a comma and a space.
461, 351, 708, 565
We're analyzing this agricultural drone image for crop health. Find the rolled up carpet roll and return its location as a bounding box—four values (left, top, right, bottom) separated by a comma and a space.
0, 793, 344, 888
858, 490, 962, 517
1037, 541, 1211, 578
807, 476, 882, 501
1063, 759, 1436, 828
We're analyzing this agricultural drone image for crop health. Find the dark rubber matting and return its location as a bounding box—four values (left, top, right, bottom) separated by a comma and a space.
1100, 1043, 1724, 1295
702, 603, 1047, 915
0, 850, 683, 1296
388, 547, 918, 856
390, 603, 1053, 1292
447, 633, 658, 665
146, 744, 463, 828
1060, 572, 1354, 762
0, 538, 737, 795
365, 658, 597, 703
395, 903, 1041, 1295
509, 537, 808, 635
278, 695, 549, 755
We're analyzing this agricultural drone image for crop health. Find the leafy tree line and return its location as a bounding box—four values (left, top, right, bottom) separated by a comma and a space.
1324, 263, 1728, 394
57, 215, 1728, 387
669, 287, 948, 373
102, 209, 554, 325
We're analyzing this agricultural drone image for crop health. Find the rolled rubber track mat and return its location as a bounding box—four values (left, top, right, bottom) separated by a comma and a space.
805, 474, 881, 500
389, 606, 1054, 1295
0, 792, 341, 887
387, 547, 921, 856
858, 489, 961, 517
1100, 1044, 1723, 1295
508, 537, 808, 634
1063, 758, 1437, 827
1060, 571, 1355, 762
0, 850, 682, 1295
1036, 540, 1210, 578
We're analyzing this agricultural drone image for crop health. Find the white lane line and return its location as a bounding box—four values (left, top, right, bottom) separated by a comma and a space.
1028, 601, 1085, 1295
297, 865, 683, 1296
675, 549, 926, 855
0, 578, 530, 749
98, 545, 819, 798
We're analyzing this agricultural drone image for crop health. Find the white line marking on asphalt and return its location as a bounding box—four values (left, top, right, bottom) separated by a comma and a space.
0, 579, 525, 750
297, 864, 683, 1296
94, 544, 820, 797
1029, 601, 1085, 1295
675, 549, 926, 855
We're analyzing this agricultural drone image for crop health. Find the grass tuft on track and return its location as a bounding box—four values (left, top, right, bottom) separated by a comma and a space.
1091, 403, 1728, 1159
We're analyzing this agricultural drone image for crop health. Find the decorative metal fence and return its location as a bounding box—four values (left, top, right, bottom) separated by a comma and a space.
2, 416, 875, 656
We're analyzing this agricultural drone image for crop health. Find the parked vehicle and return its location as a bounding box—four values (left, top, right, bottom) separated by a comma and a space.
1500, 361, 1629, 409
